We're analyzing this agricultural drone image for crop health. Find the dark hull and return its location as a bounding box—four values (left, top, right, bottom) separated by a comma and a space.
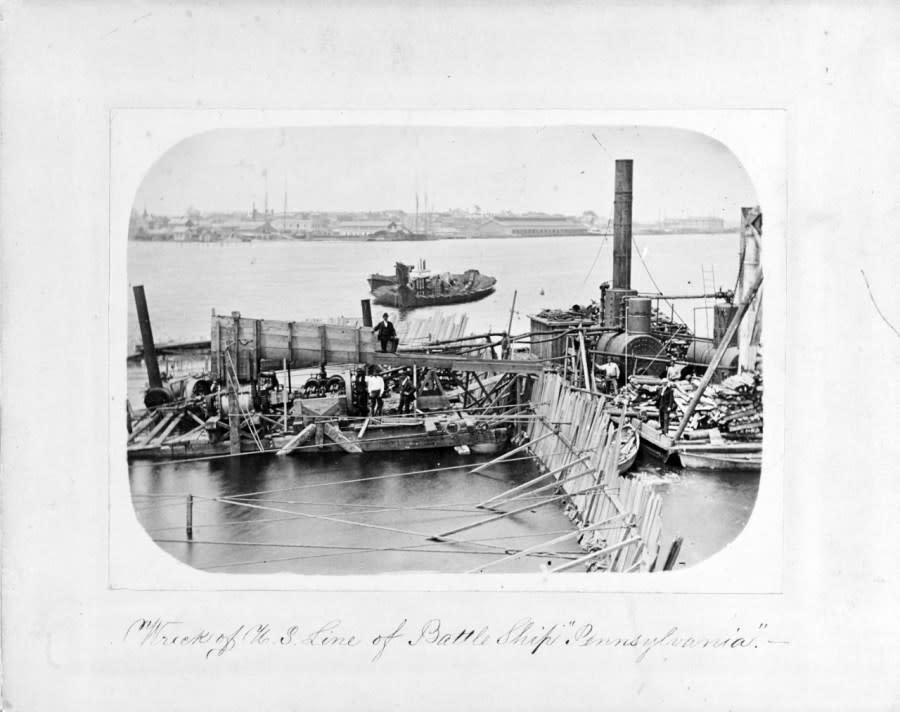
372, 270, 497, 309
367, 274, 396, 291
373, 285, 496, 308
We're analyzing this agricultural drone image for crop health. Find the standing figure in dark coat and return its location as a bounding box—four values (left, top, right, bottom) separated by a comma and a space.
398, 373, 416, 414
658, 377, 676, 433
372, 313, 397, 352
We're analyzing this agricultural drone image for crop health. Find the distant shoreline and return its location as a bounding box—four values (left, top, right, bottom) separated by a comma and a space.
129, 229, 739, 244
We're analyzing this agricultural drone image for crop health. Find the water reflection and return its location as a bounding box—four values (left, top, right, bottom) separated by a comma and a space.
130, 450, 588, 574
635, 453, 760, 569
131, 447, 760, 574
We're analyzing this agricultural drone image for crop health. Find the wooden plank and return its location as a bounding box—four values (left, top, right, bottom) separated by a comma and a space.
127, 411, 160, 443
322, 422, 363, 453
431, 488, 597, 541
276, 423, 316, 455
467, 514, 625, 573
140, 412, 177, 445
549, 536, 642, 574
478, 454, 591, 508
368, 352, 545, 375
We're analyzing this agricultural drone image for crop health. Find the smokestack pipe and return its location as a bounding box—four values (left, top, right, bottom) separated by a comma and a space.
133, 285, 163, 389
613, 159, 633, 290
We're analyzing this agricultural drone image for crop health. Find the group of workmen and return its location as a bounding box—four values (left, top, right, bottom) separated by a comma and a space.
358, 313, 413, 416
353, 366, 416, 417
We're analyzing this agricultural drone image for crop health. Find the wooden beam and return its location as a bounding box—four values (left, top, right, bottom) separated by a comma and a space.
288, 321, 294, 368
127, 411, 160, 443
276, 423, 316, 455
477, 454, 591, 508
470, 431, 556, 474
318, 324, 327, 365
467, 514, 625, 573
322, 422, 364, 453
483, 459, 595, 510
133, 285, 163, 389
431, 488, 597, 542
548, 536, 642, 574
366, 352, 546, 375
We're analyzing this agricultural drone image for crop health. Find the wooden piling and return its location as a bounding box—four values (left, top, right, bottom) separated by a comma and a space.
186, 494, 194, 539
522, 371, 664, 573
662, 536, 683, 571
229, 311, 242, 455
361, 299, 373, 327
282, 358, 288, 432
318, 324, 327, 365
133, 285, 163, 389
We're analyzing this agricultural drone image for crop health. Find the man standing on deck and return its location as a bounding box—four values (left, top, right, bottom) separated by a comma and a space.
353, 367, 368, 416
599, 359, 620, 395
398, 372, 416, 414
373, 313, 396, 352
658, 375, 676, 433
366, 368, 385, 416
665, 358, 680, 381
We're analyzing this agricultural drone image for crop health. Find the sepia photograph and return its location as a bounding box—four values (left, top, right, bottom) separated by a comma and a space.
125, 125, 764, 575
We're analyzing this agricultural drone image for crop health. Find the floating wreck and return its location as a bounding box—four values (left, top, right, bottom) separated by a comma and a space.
368, 260, 496, 308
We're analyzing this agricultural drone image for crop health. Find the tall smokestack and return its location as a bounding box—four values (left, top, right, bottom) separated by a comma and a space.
613, 159, 633, 289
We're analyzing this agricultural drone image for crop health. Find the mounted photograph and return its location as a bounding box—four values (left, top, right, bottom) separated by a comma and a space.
125, 125, 764, 575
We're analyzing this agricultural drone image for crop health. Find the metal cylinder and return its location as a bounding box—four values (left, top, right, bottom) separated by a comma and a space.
220, 393, 253, 413
626, 297, 652, 335
603, 288, 637, 329
144, 386, 173, 409
183, 377, 213, 398
685, 342, 740, 380
599, 332, 664, 378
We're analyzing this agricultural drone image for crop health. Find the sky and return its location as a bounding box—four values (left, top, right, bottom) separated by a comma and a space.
134, 126, 757, 222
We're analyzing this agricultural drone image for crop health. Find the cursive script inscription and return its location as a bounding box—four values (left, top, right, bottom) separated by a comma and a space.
123, 617, 781, 663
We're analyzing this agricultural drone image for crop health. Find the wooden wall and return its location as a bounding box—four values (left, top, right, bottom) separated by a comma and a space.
211, 313, 375, 380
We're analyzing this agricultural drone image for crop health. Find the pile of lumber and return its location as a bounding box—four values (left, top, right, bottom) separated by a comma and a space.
617, 373, 763, 439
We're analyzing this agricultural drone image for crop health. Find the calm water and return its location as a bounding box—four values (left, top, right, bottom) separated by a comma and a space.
127, 234, 759, 573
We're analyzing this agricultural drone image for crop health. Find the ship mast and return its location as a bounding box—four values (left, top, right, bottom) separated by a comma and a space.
737, 206, 762, 372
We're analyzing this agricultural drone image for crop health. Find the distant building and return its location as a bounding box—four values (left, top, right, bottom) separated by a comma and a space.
660, 216, 727, 233
270, 216, 313, 234
474, 216, 588, 238
334, 219, 408, 238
